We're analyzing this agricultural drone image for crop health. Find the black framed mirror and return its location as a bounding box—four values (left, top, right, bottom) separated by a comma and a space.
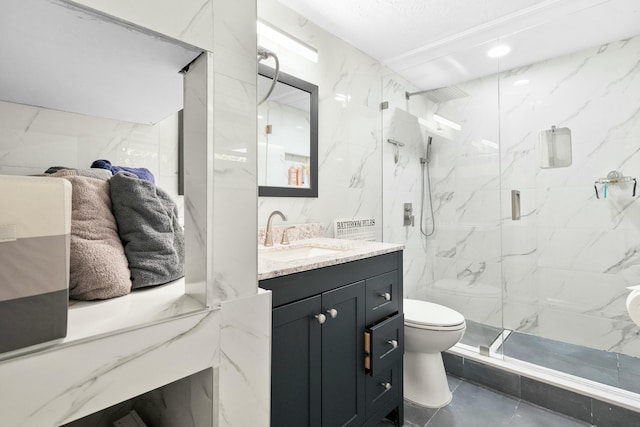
258, 64, 318, 197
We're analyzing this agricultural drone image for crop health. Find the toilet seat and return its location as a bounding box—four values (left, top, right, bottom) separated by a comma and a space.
404, 299, 465, 331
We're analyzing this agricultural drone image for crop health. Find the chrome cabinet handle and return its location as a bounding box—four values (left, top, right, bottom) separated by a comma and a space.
380, 292, 391, 301
326, 308, 338, 319
387, 339, 398, 349
315, 314, 326, 324
381, 382, 392, 390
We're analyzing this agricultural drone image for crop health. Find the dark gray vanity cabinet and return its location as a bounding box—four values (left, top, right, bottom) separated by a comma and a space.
260, 251, 404, 427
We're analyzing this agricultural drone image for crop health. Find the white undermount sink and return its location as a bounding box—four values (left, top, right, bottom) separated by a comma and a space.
259, 245, 346, 263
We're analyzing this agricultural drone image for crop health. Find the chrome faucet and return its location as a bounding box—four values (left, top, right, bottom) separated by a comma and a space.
264, 210, 287, 246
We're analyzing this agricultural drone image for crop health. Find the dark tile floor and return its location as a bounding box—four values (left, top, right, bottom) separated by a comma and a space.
377, 375, 591, 427
501, 331, 640, 395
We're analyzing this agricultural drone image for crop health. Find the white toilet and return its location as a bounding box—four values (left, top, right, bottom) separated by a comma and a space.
403, 298, 466, 408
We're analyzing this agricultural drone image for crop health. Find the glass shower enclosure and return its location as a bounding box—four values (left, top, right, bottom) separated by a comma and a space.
382, 19, 640, 394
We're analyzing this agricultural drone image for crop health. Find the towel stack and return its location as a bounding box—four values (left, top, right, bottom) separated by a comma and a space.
45, 164, 184, 300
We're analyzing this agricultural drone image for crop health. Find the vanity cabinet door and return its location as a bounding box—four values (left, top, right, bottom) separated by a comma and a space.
321, 281, 366, 427
272, 295, 322, 427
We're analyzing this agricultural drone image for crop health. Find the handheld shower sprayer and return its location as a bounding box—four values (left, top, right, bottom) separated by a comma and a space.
420, 135, 435, 238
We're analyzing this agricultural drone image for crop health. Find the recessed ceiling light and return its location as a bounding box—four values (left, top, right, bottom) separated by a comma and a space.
487, 45, 511, 58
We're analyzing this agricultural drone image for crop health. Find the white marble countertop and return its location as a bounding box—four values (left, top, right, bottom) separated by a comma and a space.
258, 238, 404, 281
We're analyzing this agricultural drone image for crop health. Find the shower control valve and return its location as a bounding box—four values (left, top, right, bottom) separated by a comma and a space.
403, 203, 414, 227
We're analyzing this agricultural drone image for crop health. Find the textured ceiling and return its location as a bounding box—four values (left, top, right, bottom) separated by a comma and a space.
278, 0, 547, 60
277, 0, 640, 90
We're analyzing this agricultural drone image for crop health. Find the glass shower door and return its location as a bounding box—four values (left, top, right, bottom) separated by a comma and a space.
381, 38, 504, 355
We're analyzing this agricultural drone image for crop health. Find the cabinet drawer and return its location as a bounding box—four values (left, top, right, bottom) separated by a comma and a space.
365, 271, 399, 325
364, 313, 403, 376
365, 361, 401, 419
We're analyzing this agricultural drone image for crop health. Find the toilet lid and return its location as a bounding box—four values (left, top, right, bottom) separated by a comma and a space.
404, 299, 465, 328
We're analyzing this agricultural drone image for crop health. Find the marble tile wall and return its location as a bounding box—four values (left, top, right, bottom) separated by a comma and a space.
498, 35, 640, 356
383, 34, 640, 355
257, 0, 384, 241
0, 101, 184, 218
218, 290, 271, 427
72, 0, 214, 52
65, 368, 213, 427
0, 309, 220, 426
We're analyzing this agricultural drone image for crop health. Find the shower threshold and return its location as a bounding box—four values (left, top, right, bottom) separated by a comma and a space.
447, 323, 640, 417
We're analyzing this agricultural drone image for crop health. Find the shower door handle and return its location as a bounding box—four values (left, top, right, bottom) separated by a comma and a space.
511, 190, 521, 221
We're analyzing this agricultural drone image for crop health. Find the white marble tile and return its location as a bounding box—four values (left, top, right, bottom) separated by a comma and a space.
183, 52, 214, 305
0, 309, 220, 426
502, 301, 539, 334
72, 0, 214, 51
538, 308, 640, 356
537, 227, 633, 273
214, 0, 257, 85
426, 278, 502, 327
213, 73, 257, 189
212, 188, 258, 299
454, 189, 502, 226
219, 290, 271, 427
502, 257, 538, 304
67, 368, 214, 427
210, 69, 257, 301
455, 225, 501, 261
537, 267, 632, 320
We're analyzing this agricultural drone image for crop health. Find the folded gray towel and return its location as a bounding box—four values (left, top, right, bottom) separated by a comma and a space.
110, 172, 184, 289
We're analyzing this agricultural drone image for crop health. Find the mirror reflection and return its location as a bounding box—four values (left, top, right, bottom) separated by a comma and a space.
258, 64, 318, 197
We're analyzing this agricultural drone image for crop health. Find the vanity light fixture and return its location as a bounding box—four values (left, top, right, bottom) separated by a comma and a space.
487, 44, 511, 58
257, 20, 318, 63
433, 113, 462, 131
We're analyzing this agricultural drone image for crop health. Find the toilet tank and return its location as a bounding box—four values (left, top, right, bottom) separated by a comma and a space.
0, 175, 71, 354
